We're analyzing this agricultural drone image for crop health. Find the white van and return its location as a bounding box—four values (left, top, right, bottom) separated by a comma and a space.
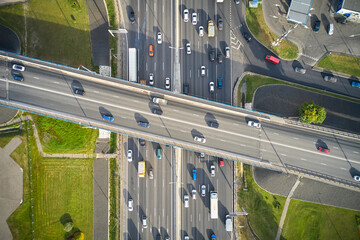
328, 24, 334, 35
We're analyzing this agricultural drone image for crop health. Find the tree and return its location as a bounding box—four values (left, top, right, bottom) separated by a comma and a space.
73, 231, 84, 240
299, 102, 326, 124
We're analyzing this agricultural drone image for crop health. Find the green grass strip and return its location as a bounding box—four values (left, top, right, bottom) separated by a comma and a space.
317, 53, 360, 78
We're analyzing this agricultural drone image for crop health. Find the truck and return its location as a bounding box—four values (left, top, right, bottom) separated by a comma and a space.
138, 161, 145, 178
128, 48, 137, 82
210, 191, 218, 219
225, 215, 233, 231
217, 0, 224, 2
152, 97, 168, 106
208, 20, 215, 37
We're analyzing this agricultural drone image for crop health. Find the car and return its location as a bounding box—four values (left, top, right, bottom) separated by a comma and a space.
217, 77, 222, 89
194, 136, 206, 143
225, 47, 230, 58
142, 216, 148, 228
149, 168, 154, 179
149, 44, 154, 57
12, 64, 25, 71
184, 194, 189, 208
165, 237, 169, 240
157, 147, 162, 159
201, 184, 206, 197
209, 49, 215, 61
235, 0, 240, 4
192, 189, 196, 199
12, 74, 24, 81
336, 17, 347, 24
210, 164, 215, 177
323, 75, 337, 83
209, 82, 215, 93
149, 73, 154, 85
165, 77, 170, 89
201, 66, 206, 76
184, 9, 189, 22
354, 176, 360, 182
200, 152, 205, 159
294, 67, 306, 74
219, 158, 224, 167
129, 11, 135, 23
139, 138, 146, 146
211, 234, 216, 240
127, 149, 133, 162
74, 88, 85, 95
184, 235, 190, 240
183, 83, 189, 94
209, 121, 219, 128
192, 12, 197, 25
218, 17, 223, 30
314, 20, 321, 33
328, 23, 334, 35
157, 32, 162, 44
351, 81, 360, 88
199, 26, 204, 36
318, 146, 330, 153
243, 32, 252, 42
128, 198, 133, 211
157, 234, 162, 240
265, 55, 280, 64
217, 54, 223, 63
138, 121, 150, 128
152, 108, 163, 115
192, 169, 197, 180
102, 114, 114, 121
248, 121, 261, 128
186, 43, 191, 55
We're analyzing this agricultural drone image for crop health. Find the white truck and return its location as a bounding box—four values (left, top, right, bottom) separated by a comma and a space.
138, 161, 145, 178
225, 215, 233, 231
152, 97, 168, 106
210, 191, 218, 219
128, 48, 137, 82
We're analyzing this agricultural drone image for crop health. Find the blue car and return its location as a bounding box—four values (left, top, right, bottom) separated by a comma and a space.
217, 77, 222, 89
13, 74, 24, 81
138, 121, 150, 128
192, 169, 197, 180
211, 234, 216, 240
351, 81, 360, 88
102, 114, 114, 122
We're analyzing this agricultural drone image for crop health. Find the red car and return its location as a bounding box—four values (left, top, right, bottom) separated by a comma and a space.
219, 158, 224, 167
318, 146, 330, 153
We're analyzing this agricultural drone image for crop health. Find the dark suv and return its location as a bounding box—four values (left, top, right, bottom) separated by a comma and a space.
209, 49, 215, 61
313, 20, 321, 32
218, 17, 223, 30
129, 11, 135, 23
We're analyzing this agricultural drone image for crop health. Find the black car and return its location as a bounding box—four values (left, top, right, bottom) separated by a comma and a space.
218, 18, 223, 30
130, 11, 135, 23
152, 108, 163, 115
217, 54, 223, 64
183, 83, 189, 94
209, 121, 219, 128
209, 49, 215, 61
74, 88, 85, 95
243, 32, 252, 42
139, 138, 146, 146
336, 17, 347, 24
313, 20, 321, 32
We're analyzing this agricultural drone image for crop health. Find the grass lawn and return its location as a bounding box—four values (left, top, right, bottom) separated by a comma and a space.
317, 53, 360, 78
238, 164, 286, 240
245, 4, 298, 60
0, 0, 93, 68
32, 115, 98, 154
282, 200, 360, 240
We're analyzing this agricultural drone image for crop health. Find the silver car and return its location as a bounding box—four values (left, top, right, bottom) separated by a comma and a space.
201, 184, 206, 197
209, 82, 215, 93
127, 149, 133, 162
199, 26, 204, 36
192, 12, 197, 25
294, 67, 306, 74
184, 9, 189, 22
157, 32, 162, 44
149, 73, 154, 85
186, 43, 191, 55
210, 164, 215, 177
201, 66, 206, 76
323, 75, 337, 83
165, 77, 171, 89
248, 121, 261, 128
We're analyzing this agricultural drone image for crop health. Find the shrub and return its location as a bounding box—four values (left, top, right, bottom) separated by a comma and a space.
64, 222, 73, 232
299, 102, 326, 124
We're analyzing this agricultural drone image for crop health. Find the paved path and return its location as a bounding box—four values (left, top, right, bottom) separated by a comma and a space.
0, 137, 23, 240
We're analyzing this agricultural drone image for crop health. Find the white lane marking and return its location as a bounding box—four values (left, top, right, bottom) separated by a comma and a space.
273, 132, 279, 135
121, 116, 127, 119
113, 95, 120, 98
190, 69, 191, 77
181, 130, 186, 133
320, 163, 327, 166
233, 123, 239, 126
281, 153, 287, 156
173, 109, 179, 112
333, 146, 339, 149
53, 81, 59, 84
94, 91, 99, 93
220, 139, 226, 142
262, 149, 267, 152
132, 100, 140, 103
293, 137, 299, 140
240, 144, 246, 147
340, 168, 347, 170
353, 151, 359, 154
193, 114, 199, 116
33, 77, 39, 79
300, 158, 307, 161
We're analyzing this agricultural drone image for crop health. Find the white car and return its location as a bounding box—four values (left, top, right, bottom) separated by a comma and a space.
194, 136, 206, 143
192, 13, 197, 25
128, 198, 133, 211
201, 66, 206, 76
192, 189, 196, 199
12, 64, 25, 71
210, 164, 215, 177
149, 73, 154, 85
209, 82, 215, 93
186, 43, 191, 55
199, 26, 204, 36
142, 216, 148, 228
248, 121, 261, 129
201, 184, 206, 197
184, 194, 189, 208
354, 176, 360, 182
184, 9, 189, 22
127, 149, 132, 162
157, 32, 162, 44
165, 77, 170, 89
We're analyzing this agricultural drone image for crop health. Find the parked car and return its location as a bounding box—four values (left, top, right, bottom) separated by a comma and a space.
314, 20, 321, 33
12, 64, 25, 71
318, 146, 330, 153
323, 75, 337, 83
165, 77, 170, 89
248, 121, 261, 128
194, 136, 206, 143
294, 67, 306, 74
351, 81, 360, 88
184, 9, 189, 22
129, 11, 135, 23
138, 121, 150, 128
186, 43, 191, 55
102, 114, 114, 121
192, 12, 197, 25
199, 26, 204, 36
217, 77, 222, 89
336, 17, 347, 24
201, 66, 206, 76
157, 32, 162, 44
149, 44, 154, 57
209, 82, 215, 92
74, 88, 85, 95
127, 149, 133, 162
328, 23, 334, 35
12, 74, 24, 81
243, 32, 252, 42
201, 184, 206, 197
149, 73, 154, 85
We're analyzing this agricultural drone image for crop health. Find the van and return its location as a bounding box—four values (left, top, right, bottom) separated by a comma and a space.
157, 147, 162, 159
265, 55, 280, 64
328, 23, 334, 35
225, 215, 232, 231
